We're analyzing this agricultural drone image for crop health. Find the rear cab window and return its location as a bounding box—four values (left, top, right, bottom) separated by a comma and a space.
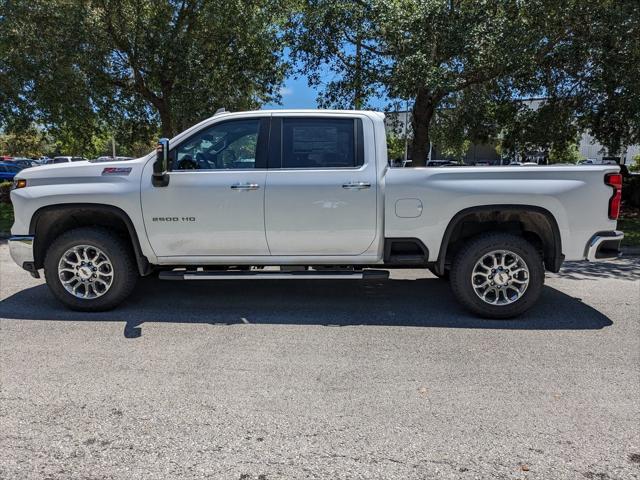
281, 118, 362, 168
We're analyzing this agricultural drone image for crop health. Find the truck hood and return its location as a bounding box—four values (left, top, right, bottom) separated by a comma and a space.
17, 155, 150, 186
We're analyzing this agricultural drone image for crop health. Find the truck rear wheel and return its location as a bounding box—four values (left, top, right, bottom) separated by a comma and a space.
44, 227, 138, 311
450, 233, 544, 319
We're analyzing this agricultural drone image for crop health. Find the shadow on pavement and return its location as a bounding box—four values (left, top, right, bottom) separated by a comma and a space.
0, 276, 613, 336
555, 258, 640, 281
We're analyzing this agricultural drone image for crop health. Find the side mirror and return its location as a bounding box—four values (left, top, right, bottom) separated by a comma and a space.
152, 138, 170, 187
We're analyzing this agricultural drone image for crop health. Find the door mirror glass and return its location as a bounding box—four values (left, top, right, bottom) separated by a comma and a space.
152, 138, 170, 187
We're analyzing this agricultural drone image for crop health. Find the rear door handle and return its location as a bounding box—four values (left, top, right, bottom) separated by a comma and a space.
230, 183, 260, 190
342, 182, 371, 190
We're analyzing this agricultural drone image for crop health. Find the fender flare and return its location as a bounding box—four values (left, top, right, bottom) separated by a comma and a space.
435, 204, 563, 274
29, 203, 151, 276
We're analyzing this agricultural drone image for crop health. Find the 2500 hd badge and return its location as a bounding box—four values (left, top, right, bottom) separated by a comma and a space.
152, 217, 196, 222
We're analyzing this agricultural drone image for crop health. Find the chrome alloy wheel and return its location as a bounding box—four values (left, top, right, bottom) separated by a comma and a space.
471, 250, 529, 305
58, 245, 114, 299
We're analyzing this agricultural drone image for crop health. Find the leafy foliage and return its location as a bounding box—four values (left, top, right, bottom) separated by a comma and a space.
290, 0, 640, 166
386, 133, 408, 162
0, 129, 51, 157
0, 0, 288, 154
287, 1, 385, 109
548, 142, 585, 164
0, 182, 12, 204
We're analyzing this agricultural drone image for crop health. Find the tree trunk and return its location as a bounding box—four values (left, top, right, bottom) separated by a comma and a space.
410, 89, 436, 167
157, 99, 174, 139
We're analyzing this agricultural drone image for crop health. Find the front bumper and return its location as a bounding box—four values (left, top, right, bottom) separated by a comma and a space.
8, 235, 39, 278
584, 231, 624, 261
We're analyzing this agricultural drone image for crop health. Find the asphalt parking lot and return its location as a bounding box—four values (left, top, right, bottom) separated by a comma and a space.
1, 243, 639, 480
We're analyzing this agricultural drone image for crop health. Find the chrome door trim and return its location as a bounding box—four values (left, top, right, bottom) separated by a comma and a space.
230, 183, 260, 190
342, 182, 371, 189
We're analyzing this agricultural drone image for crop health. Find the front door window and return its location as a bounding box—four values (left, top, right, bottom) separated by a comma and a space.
172, 119, 261, 171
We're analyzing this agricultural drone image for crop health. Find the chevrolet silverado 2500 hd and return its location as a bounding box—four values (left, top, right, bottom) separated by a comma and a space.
8, 110, 624, 318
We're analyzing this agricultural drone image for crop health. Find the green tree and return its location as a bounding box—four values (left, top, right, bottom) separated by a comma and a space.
291, 1, 639, 166
1, 0, 288, 143
0, 128, 52, 157
386, 133, 408, 162
287, 1, 385, 109
548, 142, 584, 164
538, 1, 640, 156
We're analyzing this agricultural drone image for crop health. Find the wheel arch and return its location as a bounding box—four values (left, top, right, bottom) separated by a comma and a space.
29, 203, 151, 276
435, 205, 563, 275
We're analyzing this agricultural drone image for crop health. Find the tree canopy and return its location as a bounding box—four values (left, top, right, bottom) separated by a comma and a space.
290, 0, 640, 165
0, 0, 288, 155
1, 0, 638, 162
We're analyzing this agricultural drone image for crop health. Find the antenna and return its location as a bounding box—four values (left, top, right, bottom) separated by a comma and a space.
214, 107, 226, 115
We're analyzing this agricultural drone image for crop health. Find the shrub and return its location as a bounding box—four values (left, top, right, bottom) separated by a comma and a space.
623, 176, 640, 208
0, 181, 12, 204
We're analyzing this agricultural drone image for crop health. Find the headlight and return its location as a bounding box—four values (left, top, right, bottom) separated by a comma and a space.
12, 178, 27, 190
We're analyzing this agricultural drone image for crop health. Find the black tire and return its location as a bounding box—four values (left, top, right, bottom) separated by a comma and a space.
428, 267, 449, 280
450, 233, 544, 319
44, 227, 138, 311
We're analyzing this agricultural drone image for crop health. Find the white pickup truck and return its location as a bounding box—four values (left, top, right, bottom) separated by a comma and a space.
9, 110, 624, 318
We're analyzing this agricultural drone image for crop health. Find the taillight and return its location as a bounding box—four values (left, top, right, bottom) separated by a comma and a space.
605, 173, 622, 220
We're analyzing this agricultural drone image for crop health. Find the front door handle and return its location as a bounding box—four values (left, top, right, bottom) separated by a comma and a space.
342, 182, 371, 190
230, 183, 260, 190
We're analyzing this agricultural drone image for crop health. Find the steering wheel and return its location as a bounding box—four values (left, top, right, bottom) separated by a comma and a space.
178, 156, 198, 170
196, 152, 213, 169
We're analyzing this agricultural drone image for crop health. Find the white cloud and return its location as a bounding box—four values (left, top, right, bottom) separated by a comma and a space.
279, 86, 293, 97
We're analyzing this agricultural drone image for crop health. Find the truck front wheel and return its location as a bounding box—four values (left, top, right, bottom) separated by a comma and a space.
450, 233, 544, 319
44, 227, 138, 311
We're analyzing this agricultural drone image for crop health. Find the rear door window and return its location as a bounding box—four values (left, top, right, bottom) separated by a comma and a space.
281, 118, 362, 169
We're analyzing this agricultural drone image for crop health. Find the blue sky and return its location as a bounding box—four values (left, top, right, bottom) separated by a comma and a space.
264, 76, 319, 109
263, 74, 392, 110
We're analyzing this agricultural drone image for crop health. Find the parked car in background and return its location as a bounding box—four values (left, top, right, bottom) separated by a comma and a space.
42, 156, 88, 165
7, 157, 39, 170
0, 162, 21, 181
93, 156, 135, 162
389, 158, 413, 167
31, 157, 47, 165
426, 160, 459, 167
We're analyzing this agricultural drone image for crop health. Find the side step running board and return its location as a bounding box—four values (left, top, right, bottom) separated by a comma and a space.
159, 269, 389, 281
